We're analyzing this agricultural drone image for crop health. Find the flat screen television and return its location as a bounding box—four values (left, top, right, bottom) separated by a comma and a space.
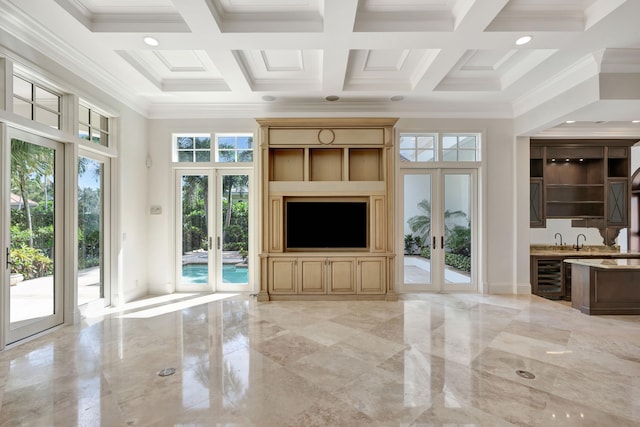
286, 200, 368, 250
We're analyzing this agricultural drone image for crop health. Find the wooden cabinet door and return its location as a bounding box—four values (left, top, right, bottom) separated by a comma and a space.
357, 257, 386, 294
298, 258, 326, 294
268, 258, 297, 294
327, 258, 356, 294
607, 179, 628, 227
530, 179, 545, 227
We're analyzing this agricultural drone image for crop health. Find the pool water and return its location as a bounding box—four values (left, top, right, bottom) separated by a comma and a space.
182, 264, 248, 284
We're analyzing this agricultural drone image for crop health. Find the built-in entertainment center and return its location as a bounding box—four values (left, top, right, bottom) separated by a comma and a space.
257, 118, 398, 301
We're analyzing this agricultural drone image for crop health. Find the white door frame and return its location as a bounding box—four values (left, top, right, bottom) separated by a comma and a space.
398, 167, 478, 293
3, 127, 65, 345
175, 169, 215, 292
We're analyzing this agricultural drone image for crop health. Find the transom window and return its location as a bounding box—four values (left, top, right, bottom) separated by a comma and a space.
442, 134, 479, 161
173, 133, 254, 163
79, 104, 110, 146
12, 75, 61, 130
399, 134, 436, 162
216, 134, 254, 163
400, 132, 480, 163
174, 134, 211, 162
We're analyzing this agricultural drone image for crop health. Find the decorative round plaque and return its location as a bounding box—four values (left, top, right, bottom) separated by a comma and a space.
317, 128, 336, 145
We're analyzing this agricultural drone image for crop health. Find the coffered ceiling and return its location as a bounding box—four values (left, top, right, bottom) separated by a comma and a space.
1, 0, 639, 135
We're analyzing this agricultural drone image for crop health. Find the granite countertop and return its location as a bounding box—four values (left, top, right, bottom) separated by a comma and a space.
564, 258, 640, 269
530, 245, 640, 257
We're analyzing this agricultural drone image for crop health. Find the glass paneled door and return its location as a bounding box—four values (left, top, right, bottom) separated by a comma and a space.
4, 129, 64, 344
178, 171, 213, 292
400, 169, 477, 292
78, 155, 108, 307
216, 171, 250, 292
176, 170, 251, 292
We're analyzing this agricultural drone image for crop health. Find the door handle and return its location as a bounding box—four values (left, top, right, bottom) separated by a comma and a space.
441, 236, 444, 249
432, 236, 436, 250
217, 237, 221, 250
6, 247, 12, 269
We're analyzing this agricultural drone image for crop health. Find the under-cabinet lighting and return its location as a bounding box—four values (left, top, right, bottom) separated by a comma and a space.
565, 120, 576, 124
579, 158, 584, 162
516, 35, 532, 45
633, 120, 640, 123
551, 158, 556, 162
565, 158, 570, 162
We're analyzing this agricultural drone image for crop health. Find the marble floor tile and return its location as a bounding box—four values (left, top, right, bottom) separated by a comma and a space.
0, 293, 639, 426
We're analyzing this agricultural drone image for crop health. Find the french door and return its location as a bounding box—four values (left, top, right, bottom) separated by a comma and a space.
3, 128, 64, 344
176, 169, 251, 292
78, 153, 110, 307
399, 168, 477, 292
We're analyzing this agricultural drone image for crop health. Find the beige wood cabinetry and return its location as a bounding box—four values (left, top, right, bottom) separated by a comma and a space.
258, 118, 398, 301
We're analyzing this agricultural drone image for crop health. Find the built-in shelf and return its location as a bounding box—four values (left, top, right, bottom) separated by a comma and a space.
530, 139, 636, 229
258, 117, 398, 302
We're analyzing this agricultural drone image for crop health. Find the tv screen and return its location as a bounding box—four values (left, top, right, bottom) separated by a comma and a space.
286, 201, 368, 249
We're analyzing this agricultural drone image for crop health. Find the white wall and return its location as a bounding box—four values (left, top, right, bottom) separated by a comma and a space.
117, 107, 149, 304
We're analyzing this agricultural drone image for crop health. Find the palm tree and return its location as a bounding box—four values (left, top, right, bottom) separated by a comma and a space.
407, 199, 467, 250
11, 139, 53, 247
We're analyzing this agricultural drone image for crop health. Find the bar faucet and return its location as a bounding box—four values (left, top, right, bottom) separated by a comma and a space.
554, 233, 564, 246
573, 234, 586, 251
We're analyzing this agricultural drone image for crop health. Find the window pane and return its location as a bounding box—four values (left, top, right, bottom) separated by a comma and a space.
459, 150, 476, 161
100, 131, 109, 146
399, 136, 415, 150
178, 151, 193, 162
459, 136, 476, 149
195, 136, 210, 149
195, 151, 211, 162
91, 129, 101, 145
217, 136, 235, 149
79, 124, 90, 140
13, 97, 32, 119
218, 150, 235, 162
442, 136, 458, 149
35, 106, 59, 129
35, 86, 59, 111
79, 105, 90, 124
237, 136, 252, 149
178, 137, 194, 149
442, 149, 457, 162
238, 150, 253, 162
13, 76, 31, 99
417, 150, 435, 162
399, 150, 416, 162
416, 136, 434, 149
99, 115, 109, 132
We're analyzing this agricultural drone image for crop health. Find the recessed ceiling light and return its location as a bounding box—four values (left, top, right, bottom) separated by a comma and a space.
565, 120, 576, 124
262, 95, 276, 102
390, 95, 404, 102
143, 36, 159, 47
325, 95, 339, 102
515, 35, 532, 46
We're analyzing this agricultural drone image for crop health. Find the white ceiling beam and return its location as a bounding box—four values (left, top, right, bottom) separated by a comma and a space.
321, 0, 358, 94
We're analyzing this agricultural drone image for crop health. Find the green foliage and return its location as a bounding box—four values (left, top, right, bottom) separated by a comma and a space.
445, 253, 471, 273
420, 246, 431, 259
222, 200, 248, 252
10, 246, 53, 279
446, 225, 471, 257
10, 225, 33, 249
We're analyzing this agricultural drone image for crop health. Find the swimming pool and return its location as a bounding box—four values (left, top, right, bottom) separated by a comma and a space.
182, 264, 248, 284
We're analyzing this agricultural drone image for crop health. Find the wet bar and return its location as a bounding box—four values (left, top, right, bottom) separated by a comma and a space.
565, 258, 640, 315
